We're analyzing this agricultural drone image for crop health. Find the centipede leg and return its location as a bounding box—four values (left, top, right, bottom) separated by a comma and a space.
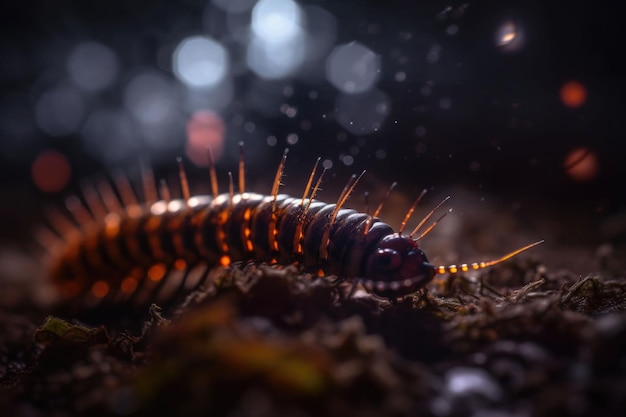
127, 269, 150, 306
172, 263, 197, 301
327, 276, 358, 300
149, 263, 177, 301
330, 276, 345, 286
346, 279, 360, 299
189, 264, 213, 293
101, 278, 124, 306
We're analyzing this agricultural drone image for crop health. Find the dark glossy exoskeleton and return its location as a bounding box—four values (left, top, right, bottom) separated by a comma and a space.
362, 234, 436, 298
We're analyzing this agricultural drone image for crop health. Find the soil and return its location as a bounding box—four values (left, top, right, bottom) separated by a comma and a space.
1, 246, 625, 417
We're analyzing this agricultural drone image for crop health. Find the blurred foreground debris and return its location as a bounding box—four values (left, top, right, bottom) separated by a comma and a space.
1, 260, 625, 416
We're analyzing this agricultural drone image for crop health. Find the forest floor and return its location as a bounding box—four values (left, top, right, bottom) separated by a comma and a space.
1, 252, 625, 417
1, 186, 625, 417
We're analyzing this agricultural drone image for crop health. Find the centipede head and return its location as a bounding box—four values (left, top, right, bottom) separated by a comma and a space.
363, 234, 436, 298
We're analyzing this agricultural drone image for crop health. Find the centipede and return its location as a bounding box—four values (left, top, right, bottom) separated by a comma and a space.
37, 144, 542, 310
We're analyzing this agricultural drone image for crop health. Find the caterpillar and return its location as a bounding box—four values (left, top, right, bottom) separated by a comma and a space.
38, 145, 542, 309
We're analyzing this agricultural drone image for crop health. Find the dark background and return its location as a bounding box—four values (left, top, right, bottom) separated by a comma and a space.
1, 0, 624, 269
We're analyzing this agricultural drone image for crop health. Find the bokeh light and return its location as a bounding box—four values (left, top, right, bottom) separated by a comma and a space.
563, 147, 598, 182
560, 81, 587, 108
0, 0, 619, 232
124, 72, 178, 125
124, 71, 184, 149
31, 150, 72, 193
35, 85, 85, 137
299, 5, 337, 76
251, 0, 302, 44
91, 280, 110, 299
495, 20, 524, 52
173, 36, 229, 89
246, 34, 305, 79
67, 41, 119, 92
335, 89, 390, 135
185, 78, 234, 113
185, 110, 226, 166
426, 44, 442, 64
247, 0, 306, 79
326, 42, 380, 94
212, 0, 258, 14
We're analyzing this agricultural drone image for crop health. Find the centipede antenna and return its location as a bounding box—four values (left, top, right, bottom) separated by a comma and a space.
206, 147, 219, 198
113, 171, 139, 208
81, 184, 107, 220
271, 148, 289, 214
399, 188, 428, 234
363, 182, 397, 235
177, 157, 191, 201
140, 158, 158, 204
300, 157, 321, 209
95, 180, 123, 214
238, 141, 245, 194
159, 179, 171, 203
435, 240, 545, 275
415, 208, 452, 241
330, 170, 366, 228
65, 195, 94, 225
409, 195, 451, 238
228, 171, 235, 209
